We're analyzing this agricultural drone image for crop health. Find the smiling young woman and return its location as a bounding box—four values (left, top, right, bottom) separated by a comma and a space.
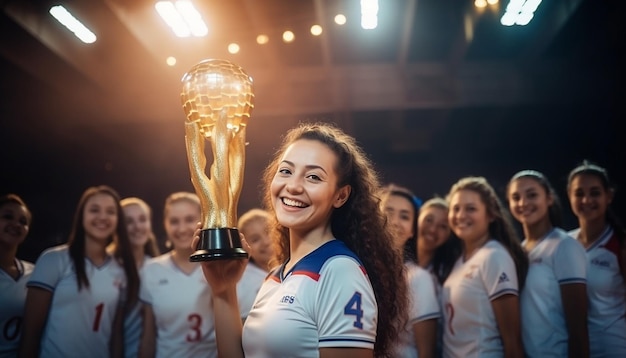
567, 161, 626, 357
0, 194, 33, 357
507, 170, 588, 358
19, 185, 139, 358
194, 123, 408, 358
441, 176, 527, 358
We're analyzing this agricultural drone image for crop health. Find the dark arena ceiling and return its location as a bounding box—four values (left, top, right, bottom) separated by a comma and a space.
1, 0, 624, 252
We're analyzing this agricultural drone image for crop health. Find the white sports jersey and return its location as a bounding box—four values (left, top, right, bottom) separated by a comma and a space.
521, 228, 587, 357
123, 254, 151, 358
569, 226, 626, 357
139, 253, 216, 358
441, 240, 519, 358
236, 261, 267, 320
393, 262, 441, 358
28, 245, 125, 358
0, 259, 34, 358
242, 239, 377, 358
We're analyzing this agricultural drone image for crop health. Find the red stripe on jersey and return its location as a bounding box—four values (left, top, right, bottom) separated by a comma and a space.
292, 270, 321, 281
603, 233, 621, 257
603, 233, 624, 273
359, 265, 368, 276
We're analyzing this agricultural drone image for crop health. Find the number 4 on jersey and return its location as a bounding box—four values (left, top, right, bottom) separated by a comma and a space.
343, 292, 364, 329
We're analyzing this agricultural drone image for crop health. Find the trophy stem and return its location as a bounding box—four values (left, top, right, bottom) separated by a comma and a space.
190, 228, 249, 262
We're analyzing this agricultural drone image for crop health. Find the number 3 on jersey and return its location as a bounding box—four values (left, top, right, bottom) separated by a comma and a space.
344, 292, 364, 329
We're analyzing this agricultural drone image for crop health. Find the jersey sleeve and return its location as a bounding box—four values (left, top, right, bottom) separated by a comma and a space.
315, 256, 377, 349
407, 266, 441, 324
27, 247, 66, 292
480, 246, 519, 300
554, 237, 587, 285
138, 264, 153, 305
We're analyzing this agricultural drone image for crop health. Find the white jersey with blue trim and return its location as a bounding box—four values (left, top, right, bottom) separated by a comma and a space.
0, 259, 34, 358
441, 240, 519, 358
139, 253, 216, 358
569, 226, 626, 357
236, 261, 267, 321
393, 261, 441, 358
521, 228, 587, 357
242, 239, 377, 358
27, 245, 125, 358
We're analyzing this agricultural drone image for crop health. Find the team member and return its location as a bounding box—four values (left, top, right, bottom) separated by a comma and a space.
416, 197, 456, 289
442, 176, 527, 358
195, 123, 408, 357
507, 170, 588, 357
0, 194, 34, 357
379, 184, 440, 358
19, 185, 139, 358
567, 161, 626, 357
116, 197, 160, 358
235, 208, 273, 321
138, 192, 216, 358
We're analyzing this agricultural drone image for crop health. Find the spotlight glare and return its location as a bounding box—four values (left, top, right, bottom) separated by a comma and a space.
49, 5, 97, 43
228, 43, 240, 54
166, 56, 177, 66
310, 25, 323, 36
256, 34, 269, 45
282, 30, 295, 43
475, 0, 488, 8
501, 0, 542, 26
334, 14, 347, 25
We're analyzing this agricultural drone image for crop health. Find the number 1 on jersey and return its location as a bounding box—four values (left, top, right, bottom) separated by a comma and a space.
93, 303, 104, 332
344, 292, 364, 329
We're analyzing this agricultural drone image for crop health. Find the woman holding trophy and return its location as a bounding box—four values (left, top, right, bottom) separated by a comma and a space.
194, 123, 408, 358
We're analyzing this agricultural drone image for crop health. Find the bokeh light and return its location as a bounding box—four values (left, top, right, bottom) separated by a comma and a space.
256, 34, 269, 45
282, 30, 295, 43
310, 25, 323, 36
334, 14, 347, 25
228, 43, 240, 54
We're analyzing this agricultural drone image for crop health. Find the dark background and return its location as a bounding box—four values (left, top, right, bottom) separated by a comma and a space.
1, 0, 624, 261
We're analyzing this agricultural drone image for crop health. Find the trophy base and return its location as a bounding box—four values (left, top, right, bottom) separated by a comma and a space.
189, 227, 249, 262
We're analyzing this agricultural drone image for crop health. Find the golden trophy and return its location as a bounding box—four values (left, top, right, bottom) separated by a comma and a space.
180, 59, 254, 261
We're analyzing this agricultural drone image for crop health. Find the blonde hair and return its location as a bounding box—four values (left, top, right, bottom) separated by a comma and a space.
238, 208, 270, 231
164, 192, 201, 218
120, 197, 160, 257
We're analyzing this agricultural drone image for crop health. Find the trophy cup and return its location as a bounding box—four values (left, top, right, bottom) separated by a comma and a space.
180, 59, 254, 261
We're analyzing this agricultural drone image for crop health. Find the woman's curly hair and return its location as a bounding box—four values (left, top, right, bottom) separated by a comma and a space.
262, 122, 408, 357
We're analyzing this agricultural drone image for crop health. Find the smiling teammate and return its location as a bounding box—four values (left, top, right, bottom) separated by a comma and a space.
19, 186, 139, 358
507, 170, 588, 357
567, 162, 626, 357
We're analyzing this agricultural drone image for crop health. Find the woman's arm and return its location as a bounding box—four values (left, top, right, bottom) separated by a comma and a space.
138, 305, 156, 358
18, 287, 53, 358
413, 319, 437, 358
560, 283, 589, 358
491, 294, 524, 358
319, 347, 373, 357
211, 286, 245, 358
